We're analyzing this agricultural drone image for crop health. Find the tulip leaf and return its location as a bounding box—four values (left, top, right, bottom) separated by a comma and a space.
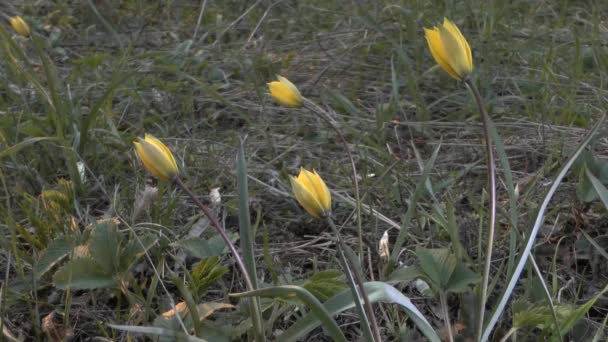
231, 285, 348, 342
108, 324, 207, 342
278, 282, 440, 342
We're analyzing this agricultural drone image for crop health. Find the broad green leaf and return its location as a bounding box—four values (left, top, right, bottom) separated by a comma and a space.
53, 257, 114, 289
279, 282, 440, 342
416, 248, 456, 291
35, 235, 73, 277
88, 219, 120, 274
447, 262, 480, 293
172, 235, 230, 259
387, 266, 423, 284
231, 285, 348, 342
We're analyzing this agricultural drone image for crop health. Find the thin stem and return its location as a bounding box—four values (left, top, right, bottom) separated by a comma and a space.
174, 177, 255, 293
440, 292, 454, 342
465, 79, 497, 342
327, 218, 381, 342
302, 99, 363, 260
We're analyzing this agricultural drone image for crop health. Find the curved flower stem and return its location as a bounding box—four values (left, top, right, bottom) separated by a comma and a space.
464, 79, 497, 342
173, 176, 256, 293
302, 98, 363, 258
326, 217, 381, 342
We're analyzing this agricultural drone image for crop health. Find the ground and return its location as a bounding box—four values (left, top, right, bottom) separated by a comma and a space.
1, 0, 607, 341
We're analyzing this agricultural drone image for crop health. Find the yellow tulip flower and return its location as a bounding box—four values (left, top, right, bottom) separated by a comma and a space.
424, 18, 473, 80
133, 134, 179, 180
10, 16, 31, 37
267, 75, 303, 107
290, 167, 331, 219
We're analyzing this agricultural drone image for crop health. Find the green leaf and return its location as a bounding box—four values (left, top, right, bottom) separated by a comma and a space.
278, 282, 440, 342
88, 219, 120, 274
585, 166, 608, 210
172, 235, 229, 259
446, 262, 480, 293
53, 257, 115, 289
416, 248, 456, 291
36, 235, 73, 277
108, 324, 207, 342
387, 266, 423, 284
302, 270, 346, 301
231, 285, 348, 342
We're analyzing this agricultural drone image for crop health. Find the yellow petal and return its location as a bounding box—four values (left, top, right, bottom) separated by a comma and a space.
438, 24, 470, 79
144, 134, 178, 172
442, 18, 473, 74
311, 170, 331, 211
424, 27, 460, 79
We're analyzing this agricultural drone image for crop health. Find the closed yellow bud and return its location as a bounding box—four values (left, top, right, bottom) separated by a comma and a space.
424, 18, 473, 80
290, 167, 331, 219
267, 75, 303, 107
10, 16, 31, 37
133, 134, 179, 180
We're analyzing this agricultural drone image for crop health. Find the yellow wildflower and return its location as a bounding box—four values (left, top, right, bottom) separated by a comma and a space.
133, 134, 179, 180
290, 167, 331, 219
10, 16, 31, 37
424, 18, 473, 80
267, 75, 303, 107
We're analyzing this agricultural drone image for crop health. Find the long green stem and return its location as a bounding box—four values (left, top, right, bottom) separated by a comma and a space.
174, 176, 264, 340
440, 292, 454, 342
327, 218, 381, 342
465, 79, 497, 342
302, 99, 363, 260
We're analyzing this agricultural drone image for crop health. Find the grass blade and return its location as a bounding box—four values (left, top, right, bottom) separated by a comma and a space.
388, 142, 441, 271
236, 140, 264, 341
482, 114, 606, 341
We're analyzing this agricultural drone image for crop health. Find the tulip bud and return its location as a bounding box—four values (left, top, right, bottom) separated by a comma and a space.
10, 16, 31, 37
424, 18, 473, 80
133, 134, 179, 180
267, 75, 303, 108
290, 167, 331, 219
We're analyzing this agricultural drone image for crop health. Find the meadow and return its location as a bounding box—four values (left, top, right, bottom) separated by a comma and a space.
1, 0, 607, 341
